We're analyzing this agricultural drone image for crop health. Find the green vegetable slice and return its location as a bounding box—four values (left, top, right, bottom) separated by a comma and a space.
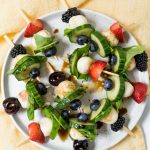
69, 44, 90, 80
90, 98, 112, 122
9, 55, 46, 81
64, 24, 94, 43
56, 87, 86, 110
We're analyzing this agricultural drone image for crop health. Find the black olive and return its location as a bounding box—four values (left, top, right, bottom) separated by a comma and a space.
3, 97, 21, 114
43, 47, 57, 57
35, 82, 47, 95
49, 71, 66, 86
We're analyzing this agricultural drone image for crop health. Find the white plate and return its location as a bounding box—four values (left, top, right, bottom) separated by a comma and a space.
1, 9, 149, 150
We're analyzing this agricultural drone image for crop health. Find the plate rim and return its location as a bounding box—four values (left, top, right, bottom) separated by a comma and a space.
1, 9, 149, 150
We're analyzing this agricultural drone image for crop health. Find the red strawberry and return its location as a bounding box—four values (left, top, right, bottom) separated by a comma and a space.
28, 122, 45, 144
24, 19, 44, 37
131, 82, 147, 104
110, 22, 125, 43
89, 60, 107, 80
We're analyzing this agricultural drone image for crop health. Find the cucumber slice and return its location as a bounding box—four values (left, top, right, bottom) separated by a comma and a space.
10, 56, 46, 81
106, 76, 125, 101
112, 47, 126, 73
70, 118, 96, 130
56, 87, 86, 110
69, 44, 90, 80
26, 81, 45, 107
90, 98, 112, 122
34, 40, 59, 54
65, 24, 94, 43
91, 31, 111, 57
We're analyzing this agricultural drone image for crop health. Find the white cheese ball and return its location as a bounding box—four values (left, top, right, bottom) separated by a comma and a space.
69, 15, 88, 29
70, 128, 86, 140
101, 29, 119, 46
123, 82, 134, 98
55, 80, 76, 99
18, 90, 29, 109
39, 117, 52, 137
77, 57, 94, 74
127, 58, 136, 71
101, 108, 118, 124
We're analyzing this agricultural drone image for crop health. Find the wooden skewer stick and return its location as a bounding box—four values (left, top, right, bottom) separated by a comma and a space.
19, 9, 31, 24
103, 70, 119, 77
61, 0, 70, 9
17, 137, 30, 147
123, 126, 136, 138
3, 34, 15, 47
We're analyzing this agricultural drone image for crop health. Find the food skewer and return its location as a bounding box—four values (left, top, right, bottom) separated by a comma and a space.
3, 34, 15, 47
123, 126, 136, 138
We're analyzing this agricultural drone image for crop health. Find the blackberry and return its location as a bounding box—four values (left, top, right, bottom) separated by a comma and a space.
111, 116, 125, 132
62, 7, 80, 23
134, 51, 148, 72
10, 44, 26, 58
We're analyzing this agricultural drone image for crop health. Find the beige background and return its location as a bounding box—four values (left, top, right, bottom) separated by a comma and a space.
0, 0, 149, 149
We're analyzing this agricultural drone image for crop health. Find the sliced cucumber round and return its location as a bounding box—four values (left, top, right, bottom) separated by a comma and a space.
90, 98, 112, 122
69, 118, 96, 130
66, 24, 94, 43
106, 75, 125, 101
112, 47, 126, 73
91, 31, 111, 57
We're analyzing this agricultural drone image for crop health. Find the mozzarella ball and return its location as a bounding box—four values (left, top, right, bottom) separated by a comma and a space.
33, 109, 43, 122
39, 117, 52, 137
101, 29, 119, 46
70, 128, 86, 140
101, 108, 118, 124
77, 57, 94, 74
127, 58, 136, 71
18, 90, 29, 109
123, 82, 134, 98
55, 80, 76, 99
69, 15, 88, 29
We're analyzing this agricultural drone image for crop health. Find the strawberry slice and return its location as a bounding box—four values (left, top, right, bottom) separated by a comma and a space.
24, 19, 44, 37
131, 82, 147, 104
28, 122, 45, 144
89, 60, 107, 80
110, 22, 125, 43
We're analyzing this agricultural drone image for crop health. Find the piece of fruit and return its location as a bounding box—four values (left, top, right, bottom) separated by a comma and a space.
62, 7, 80, 23
123, 82, 134, 98
108, 54, 117, 66
111, 116, 125, 132
10, 44, 26, 58
61, 110, 70, 120
43, 47, 57, 57
76, 35, 89, 45
110, 22, 125, 43
73, 140, 88, 150
24, 19, 44, 37
3, 97, 21, 114
131, 82, 147, 104
35, 82, 47, 95
90, 99, 100, 111
29, 68, 40, 79
104, 78, 113, 91
49, 71, 66, 86
28, 122, 45, 143
70, 99, 82, 111
134, 51, 148, 72
77, 113, 89, 122
89, 60, 107, 80
88, 39, 99, 52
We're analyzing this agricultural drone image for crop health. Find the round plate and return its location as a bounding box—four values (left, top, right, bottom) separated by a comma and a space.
1, 9, 149, 150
